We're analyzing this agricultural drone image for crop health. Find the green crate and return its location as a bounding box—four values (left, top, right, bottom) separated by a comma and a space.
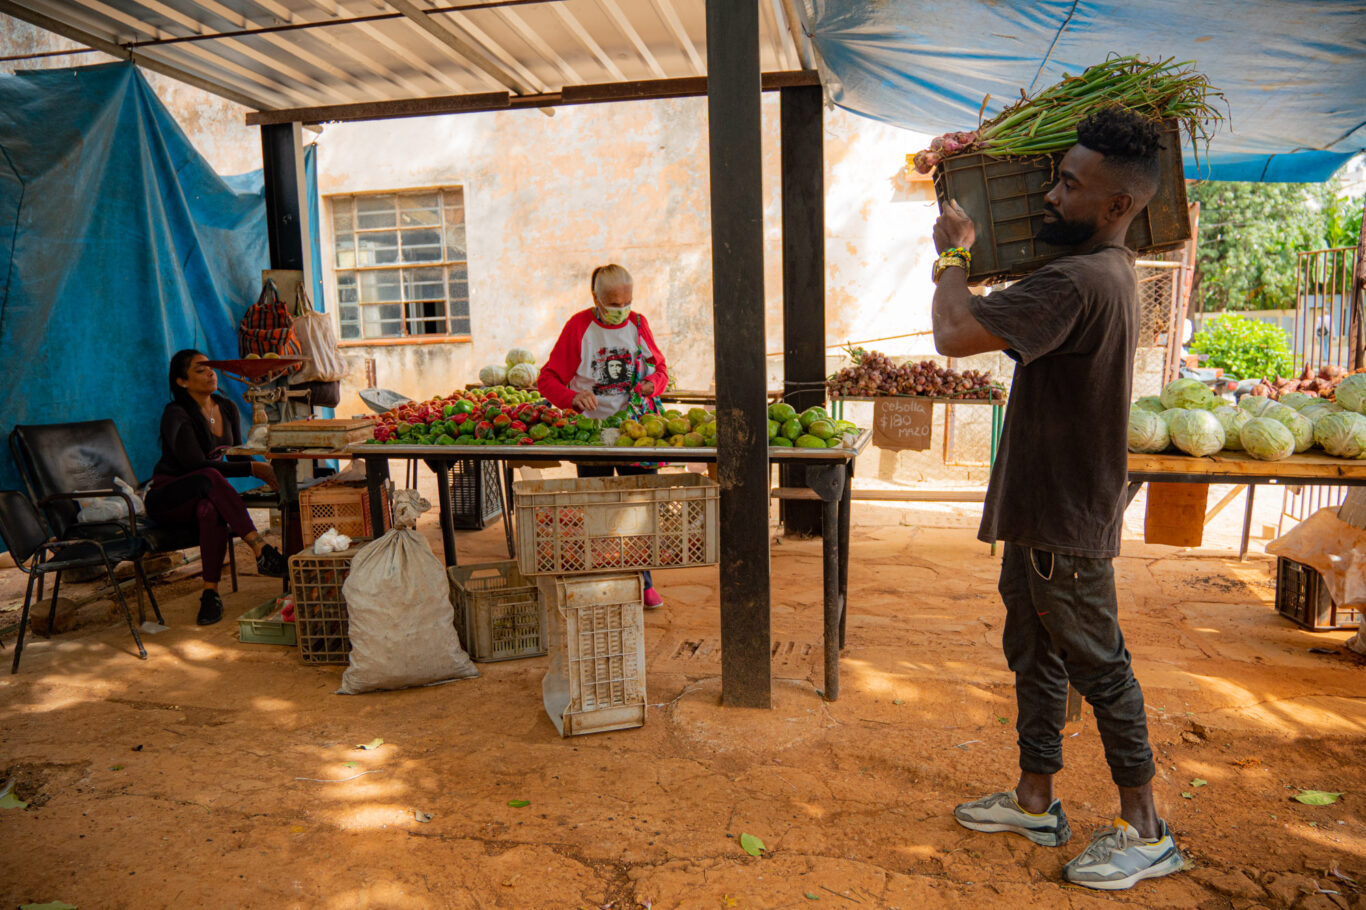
237, 599, 297, 647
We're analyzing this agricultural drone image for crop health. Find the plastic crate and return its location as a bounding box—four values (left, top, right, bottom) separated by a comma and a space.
539, 574, 646, 736
447, 561, 546, 662
299, 480, 388, 546
514, 473, 719, 576
1275, 557, 1363, 632
428, 457, 504, 530
932, 120, 1190, 284
236, 598, 297, 647
290, 545, 364, 664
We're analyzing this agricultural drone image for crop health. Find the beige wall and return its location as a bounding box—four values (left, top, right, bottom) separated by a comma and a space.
312, 95, 941, 420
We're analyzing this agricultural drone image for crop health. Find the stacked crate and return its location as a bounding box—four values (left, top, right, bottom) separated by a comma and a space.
512, 473, 719, 736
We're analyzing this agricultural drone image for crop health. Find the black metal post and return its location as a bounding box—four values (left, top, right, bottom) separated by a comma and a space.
780, 84, 826, 537
707, 0, 771, 708
260, 122, 311, 282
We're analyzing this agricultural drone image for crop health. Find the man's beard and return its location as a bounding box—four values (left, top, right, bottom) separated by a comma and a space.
1036, 208, 1097, 246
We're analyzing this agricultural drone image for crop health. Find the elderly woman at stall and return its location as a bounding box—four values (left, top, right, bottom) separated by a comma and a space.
145, 350, 288, 626
538, 264, 670, 609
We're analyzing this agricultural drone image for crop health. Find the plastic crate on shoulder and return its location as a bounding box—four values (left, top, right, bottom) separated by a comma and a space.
447, 561, 545, 662
428, 457, 503, 530
514, 473, 718, 576
299, 479, 388, 545
540, 574, 645, 736
290, 544, 365, 664
1275, 557, 1363, 632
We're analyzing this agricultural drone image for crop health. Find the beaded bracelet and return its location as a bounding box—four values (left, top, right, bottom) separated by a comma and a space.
940, 246, 972, 263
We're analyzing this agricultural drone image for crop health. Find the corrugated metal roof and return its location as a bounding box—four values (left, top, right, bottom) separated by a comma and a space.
1, 0, 813, 117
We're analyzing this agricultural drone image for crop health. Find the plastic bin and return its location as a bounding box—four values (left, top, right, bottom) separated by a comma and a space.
540, 574, 646, 736
289, 544, 364, 664
299, 479, 388, 546
236, 598, 297, 646
428, 457, 504, 530
1275, 557, 1363, 632
448, 561, 546, 662
514, 473, 718, 576
932, 120, 1190, 284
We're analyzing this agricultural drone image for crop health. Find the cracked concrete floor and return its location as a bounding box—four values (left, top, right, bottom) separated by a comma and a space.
2, 491, 1365, 910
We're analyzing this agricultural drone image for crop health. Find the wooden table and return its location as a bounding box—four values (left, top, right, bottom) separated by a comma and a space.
1127, 451, 1366, 557
349, 433, 871, 700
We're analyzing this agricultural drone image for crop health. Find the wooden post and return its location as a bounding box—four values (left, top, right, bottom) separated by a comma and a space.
707, 0, 771, 708
260, 122, 312, 289
1351, 198, 1366, 370
780, 84, 826, 537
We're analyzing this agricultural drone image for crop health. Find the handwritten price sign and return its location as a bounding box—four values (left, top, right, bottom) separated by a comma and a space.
872, 399, 933, 451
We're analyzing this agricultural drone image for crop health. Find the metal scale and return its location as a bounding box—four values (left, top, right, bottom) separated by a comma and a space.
203, 358, 308, 447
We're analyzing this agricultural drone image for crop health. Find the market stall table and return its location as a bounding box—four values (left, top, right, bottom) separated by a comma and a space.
349, 432, 872, 700
1127, 451, 1366, 557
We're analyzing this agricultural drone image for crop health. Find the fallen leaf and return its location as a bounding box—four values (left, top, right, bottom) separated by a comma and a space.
507, 799, 530, 808
343, 762, 358, 768
892, 699, 905, 706
1191, 779, 1208, 788
722, 897, 738, 908
356, 738, 384, 751
108, 765, 123, 771
1233, 757, 1261, 768
1181, 792, 1194, 799
19, 903, 77, 910
0, 792, 29, 810
739, 832, 766, 857
289, 826, 305, 834
1294, 790, 1342, 806
996, 715, 1009, 725
414, 811, 433, 823
805, 893, 820, 901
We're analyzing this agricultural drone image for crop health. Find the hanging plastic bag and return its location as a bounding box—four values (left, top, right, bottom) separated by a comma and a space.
338, 490, 478, 694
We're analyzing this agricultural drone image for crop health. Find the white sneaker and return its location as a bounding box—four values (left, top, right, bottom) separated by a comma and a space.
953, 790, 1072, 847
1063, 818, 1185, 890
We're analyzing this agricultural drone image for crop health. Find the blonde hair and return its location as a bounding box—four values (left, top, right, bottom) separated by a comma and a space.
590, 263, 632, 301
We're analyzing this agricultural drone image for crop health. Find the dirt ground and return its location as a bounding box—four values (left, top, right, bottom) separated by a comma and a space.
1, 478, 1364, 910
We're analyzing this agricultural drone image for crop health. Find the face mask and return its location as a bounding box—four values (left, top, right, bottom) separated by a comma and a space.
599, 305, 631, 326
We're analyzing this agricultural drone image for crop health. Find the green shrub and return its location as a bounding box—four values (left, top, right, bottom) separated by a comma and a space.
1190, 314, 1294, 381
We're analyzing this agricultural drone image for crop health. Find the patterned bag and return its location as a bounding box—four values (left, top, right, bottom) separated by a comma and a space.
238, 279, 304, 359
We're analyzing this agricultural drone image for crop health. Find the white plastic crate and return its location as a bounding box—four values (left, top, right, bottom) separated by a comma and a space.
447, 561, 545, 661
539, 574, 646, 736
514, 473, 718, 576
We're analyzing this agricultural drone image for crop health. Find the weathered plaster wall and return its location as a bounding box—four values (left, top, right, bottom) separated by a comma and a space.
313, 95, 939, 420
0, 13, 261, 176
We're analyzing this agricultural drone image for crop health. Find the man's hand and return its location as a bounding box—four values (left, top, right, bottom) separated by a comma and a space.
636, 381, 656, 397
572, 390, 598, 413
933, 200, 976, 253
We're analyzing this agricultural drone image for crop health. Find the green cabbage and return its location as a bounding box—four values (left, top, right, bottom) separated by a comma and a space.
1278, 391, 1315, 410
1240, 417, 1295, 461
1132, 395, 1165, 414
1161, 378, 1216, 411
1314, 412, 1366, 458
1300, 400, 1342, 421
1128, 407, 1170, 453
1168, 409, 1225, 456
1212, 406, 1251, 451
1335, 374, 1366, 413
1238, 395, 1275, 416
1159, 408, 1188, 427
1265, 404, 1314, 453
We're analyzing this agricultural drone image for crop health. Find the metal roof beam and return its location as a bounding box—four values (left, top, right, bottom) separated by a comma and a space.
245, 70, 821, 125
550, 3, 624, 82
383, 0, 536, 95
492, 6, 581, 86
0, 0, 277, 110
777, 0, 813, 70
649, 0, 703, 76
597, 0, 665, 79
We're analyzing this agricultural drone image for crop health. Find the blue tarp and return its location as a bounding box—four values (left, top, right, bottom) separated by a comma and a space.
803, 0, 1366, 182
0, 62, 286, 502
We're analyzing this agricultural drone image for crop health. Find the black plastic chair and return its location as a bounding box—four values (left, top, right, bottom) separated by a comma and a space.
9, 420, 267, 598
0, 490, 152, 673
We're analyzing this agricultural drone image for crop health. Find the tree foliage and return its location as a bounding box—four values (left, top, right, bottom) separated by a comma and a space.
1187, 172, 1364, 312
1189, 314, 1294, 381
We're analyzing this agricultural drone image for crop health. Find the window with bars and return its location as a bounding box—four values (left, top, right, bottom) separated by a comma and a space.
330, 189, 470, 340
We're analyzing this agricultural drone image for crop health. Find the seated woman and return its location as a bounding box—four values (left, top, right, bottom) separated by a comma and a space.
539, 263, 669, 609
145, 350, 288, 626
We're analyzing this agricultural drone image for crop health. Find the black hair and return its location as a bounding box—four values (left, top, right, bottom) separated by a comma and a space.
1076, 107, 1163, 204
168, 348, 214, 451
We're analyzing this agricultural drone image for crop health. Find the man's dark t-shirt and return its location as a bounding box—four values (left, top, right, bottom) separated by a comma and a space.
966, 243, 1138, 558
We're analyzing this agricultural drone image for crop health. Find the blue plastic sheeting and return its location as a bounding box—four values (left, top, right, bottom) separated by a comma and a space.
0, 62, 269, 500
803, 0, 1366, 182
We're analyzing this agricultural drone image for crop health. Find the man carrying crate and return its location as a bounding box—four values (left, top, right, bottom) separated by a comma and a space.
928, 107, 1184, 890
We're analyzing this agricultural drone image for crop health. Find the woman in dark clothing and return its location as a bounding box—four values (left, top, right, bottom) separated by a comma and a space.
145, 350, 288, 626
